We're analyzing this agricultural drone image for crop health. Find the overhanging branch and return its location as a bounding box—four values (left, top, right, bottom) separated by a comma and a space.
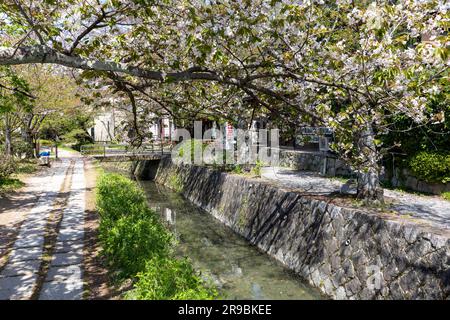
0, 45, 223, 82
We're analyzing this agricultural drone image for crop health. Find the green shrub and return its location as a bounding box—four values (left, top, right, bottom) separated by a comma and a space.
96, 173, 149, 221
96, 172, 217, 299
15, 159, 38, 174
0, 178, 25, 194
12, 139, 33, 157
0, 156, 16, 180
39, 139, 55, 147
251, 159, 263, 177
442, 192, 450, 201
99, 210, 173, 278
232, 164, 243, 174
128, 257, 218, 300
409, 151, 450, 183
62, 129, 93, 150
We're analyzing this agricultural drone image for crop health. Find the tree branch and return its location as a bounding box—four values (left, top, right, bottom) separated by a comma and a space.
0, 45, 223, 82
0, 82, 36, 99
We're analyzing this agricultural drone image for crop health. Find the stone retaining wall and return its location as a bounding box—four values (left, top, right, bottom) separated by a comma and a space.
277, 149, 352, 176
155, 157, 450, 300
391, 168, 450, 195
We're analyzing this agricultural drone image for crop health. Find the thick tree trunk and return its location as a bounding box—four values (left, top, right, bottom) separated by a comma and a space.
357, 166, 383, 202
356, 123, 384, 203
21, 128, 35, 158
4, 126, 12, 156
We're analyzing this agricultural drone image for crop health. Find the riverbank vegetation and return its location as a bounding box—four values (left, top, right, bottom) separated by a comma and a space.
96, 172, 218, 300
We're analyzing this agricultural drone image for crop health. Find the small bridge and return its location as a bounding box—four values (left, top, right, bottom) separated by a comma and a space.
80, 141, 173, 161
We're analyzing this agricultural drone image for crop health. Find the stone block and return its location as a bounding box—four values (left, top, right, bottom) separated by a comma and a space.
0, 273, 38, 300
45, 265, 82, 282
389, 281, 405, 300
345, 278, 362, 296
332, 269, 346, 288
14, 235, 44, 248
1, 259, 41, 277
53, 241, 83, 253
358, 287, 375, 300
51, 250, 83, 267
322, 278, 335, 297
57, 229, 84, 242
335, 286, 347, 300
342, 259, 356, 278
9, 247, 43, 262
39, 279, 83, 300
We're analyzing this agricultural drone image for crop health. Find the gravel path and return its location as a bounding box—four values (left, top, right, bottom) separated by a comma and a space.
0, 152, 87, 300
261, 167, 450, 231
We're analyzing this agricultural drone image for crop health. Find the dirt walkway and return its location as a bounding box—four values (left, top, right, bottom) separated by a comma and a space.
0, 151, 111, 300
0, 165, 51, 261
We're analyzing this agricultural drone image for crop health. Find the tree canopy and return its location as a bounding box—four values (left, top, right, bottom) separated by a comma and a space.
0, 0, 448, 201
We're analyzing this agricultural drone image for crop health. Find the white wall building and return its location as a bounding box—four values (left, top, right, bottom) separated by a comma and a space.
89, 111, 116, 142
89, 108, 175, 143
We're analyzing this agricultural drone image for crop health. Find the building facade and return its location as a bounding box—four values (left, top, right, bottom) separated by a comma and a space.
88, 109, 175, 143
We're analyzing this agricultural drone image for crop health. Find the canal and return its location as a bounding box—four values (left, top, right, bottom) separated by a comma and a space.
139, 181, 325, 300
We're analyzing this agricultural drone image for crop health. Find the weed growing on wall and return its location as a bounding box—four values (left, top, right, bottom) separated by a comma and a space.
168, 173, 183, 192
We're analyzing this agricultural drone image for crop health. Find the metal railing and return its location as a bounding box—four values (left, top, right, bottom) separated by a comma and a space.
80, 140, 173, 157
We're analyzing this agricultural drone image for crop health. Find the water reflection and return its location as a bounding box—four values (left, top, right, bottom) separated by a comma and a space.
140, 181, 324, 300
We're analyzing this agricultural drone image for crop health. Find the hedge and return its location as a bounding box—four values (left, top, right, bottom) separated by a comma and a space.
408, 151, 450, 183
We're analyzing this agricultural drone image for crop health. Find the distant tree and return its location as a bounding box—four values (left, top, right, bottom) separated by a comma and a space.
17, 64, 84, 155
0, 66, 32, 156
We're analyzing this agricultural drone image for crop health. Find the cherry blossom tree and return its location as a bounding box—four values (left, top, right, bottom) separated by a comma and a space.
0, 0, 448, 202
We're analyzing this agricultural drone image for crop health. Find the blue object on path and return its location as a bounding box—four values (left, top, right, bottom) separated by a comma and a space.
39, 151, 50, 157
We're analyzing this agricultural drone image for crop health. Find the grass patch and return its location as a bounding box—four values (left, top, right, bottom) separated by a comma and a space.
96, 172, 218, 300
15, 159, 39, 174
0, 178, 25, 194
330, 176, 350, 183
126, 257, 216, 300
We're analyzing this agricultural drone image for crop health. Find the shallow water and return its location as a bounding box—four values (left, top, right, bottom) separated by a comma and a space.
140, 181, 325, 300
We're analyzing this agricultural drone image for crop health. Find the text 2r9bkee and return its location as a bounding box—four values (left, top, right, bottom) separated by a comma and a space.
222, 304, 272, 315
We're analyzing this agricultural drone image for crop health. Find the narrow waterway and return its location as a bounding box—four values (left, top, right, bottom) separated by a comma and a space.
140, 181, 324, 300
